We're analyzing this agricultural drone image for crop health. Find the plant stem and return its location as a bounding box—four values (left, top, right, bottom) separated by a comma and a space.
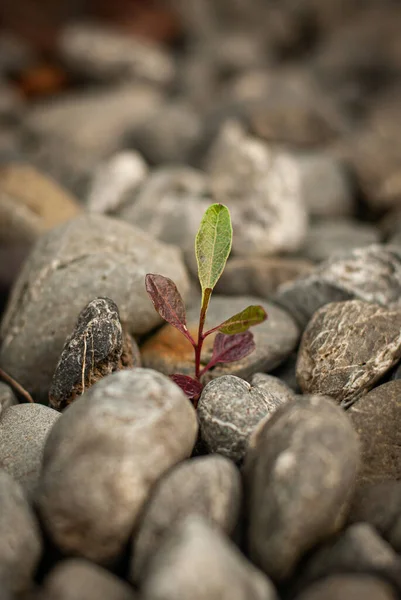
0, 367, 34, 403
195, 288, 212, 379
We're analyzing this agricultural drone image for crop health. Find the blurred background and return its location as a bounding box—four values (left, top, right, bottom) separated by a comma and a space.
1, 0, 401, 313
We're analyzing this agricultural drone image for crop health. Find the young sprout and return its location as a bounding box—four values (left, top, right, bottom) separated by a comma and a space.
145, 204, 267, 405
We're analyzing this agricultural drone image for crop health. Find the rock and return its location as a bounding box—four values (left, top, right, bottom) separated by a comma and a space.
49, 297, 137, 410
142, 516, 277, 600
0, 214, 189, 399
0, 163, 81, 245
0, 382, 17, 415
0, 32, 36, 74
205, 121, 308, 256
244, 395, 359, 581
348, 381, 401, 484
301, 219, 380, 263
297, 301, 401, 407
36, 369, 198, 564
349, 481, 401, 552
0, 81, 24, 121
58, 23, 175, 87
197, 374, 294, 462
41, 559, 137, 600
215, 256, 313, 298
0, 403, 60, 496
271, 353, 300, 392
141, 295, 299, 383
131, 455, 242, 582
0, 470, 42, 593
86, 151, 148, 215
293, 574, 397, 600
275, 245, 401, 330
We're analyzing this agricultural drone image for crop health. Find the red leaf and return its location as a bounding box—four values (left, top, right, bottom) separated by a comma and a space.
211, 332, 255, 365
170, 374, 203, 400
145, 274, 193, 343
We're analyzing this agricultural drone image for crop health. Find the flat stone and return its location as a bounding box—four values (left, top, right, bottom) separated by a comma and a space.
141, 295, 299, 383
0, 382, 17, 415
297, 301, 401, 406
275, 245, 401, 330
0, 470, 42, 593
0, 403, 60, 496
205, 121, 308, 256
244, 395, 359, 580
0, 214, 189, 400
348, 381, 401, 485
142, 516, 277, 600
41, 559, 137, 600
293, 574, 397, 600
197, 373, 294, 462
130, 455, 242, 582
36, 369, 198, 564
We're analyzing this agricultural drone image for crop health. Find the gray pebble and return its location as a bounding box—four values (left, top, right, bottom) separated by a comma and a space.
0, 214, 189, 399
293, 575, 397, 600
142, 516, 278, 600
36, 369, 198, 564
244, 395, 359, 580
275, 245, 401, 330
0, 382, 17, 415
0, 470, 42, 593
297, 301, 401, 407
198, 374, 294, 462
131, 455, 242, 582
41, 559, 137, 600
0, 404, 60, 496
348, 381, 401, 484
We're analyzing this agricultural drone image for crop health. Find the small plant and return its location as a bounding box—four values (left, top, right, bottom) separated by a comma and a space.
145, 203, 267, 404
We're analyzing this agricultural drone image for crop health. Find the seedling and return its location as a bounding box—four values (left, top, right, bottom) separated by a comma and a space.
145, 203, 267, 404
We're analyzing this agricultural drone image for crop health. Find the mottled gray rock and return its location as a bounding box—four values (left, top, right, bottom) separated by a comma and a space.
36, 369, 198, 564
348, 381, 401, 484
275, 245, 401, 329
349, 481, 401, 552
142, 516, 277, 600
293, 575, 397, 600
49, 297, 136, 410
0, 404, 60, 496
41, 559, 137, 600
86, 151, 148, 215
0, 470, 42, 593
198, 374, 294, 462
215, 256, 313, 298
301, 219, 380, 263
244, 395, 359, 580
131, 455, 242, 582
297, 301, 401, 407
0, 382, 17, 415
59, 23, 175, 86
0, 214, 189, 399
141, 296, 299, 383
206, 121, 308, 256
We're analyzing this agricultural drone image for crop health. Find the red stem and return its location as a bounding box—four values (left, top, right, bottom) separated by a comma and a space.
194, 289, 212, 380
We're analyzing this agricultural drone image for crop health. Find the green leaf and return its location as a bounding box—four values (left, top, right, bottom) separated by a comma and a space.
195, 204, 232, 300
216, 305, 268, 335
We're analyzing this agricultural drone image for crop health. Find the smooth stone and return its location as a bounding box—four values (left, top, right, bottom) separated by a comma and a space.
131, 455, 242, 582
0, 404, 60, 496
297, 301, 401, 407
215, 256, 313, 298
0, 470, 42, 593
349, 481, 401, 552
275, 245, 401, 330
348, 381, 401, 484
301, 219, 380, 263
0, 382, 17, 415
244, 395, 359, 581
293, 575, 397, 600
41, 559, 137, 600
197, 373, 294, 462
36, 369, 198, 564
141, 295, 299, 383
142, 516, 278, 600
205, 121, 308, 256
0, 214, 189, 399
86, 151, 148, 215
